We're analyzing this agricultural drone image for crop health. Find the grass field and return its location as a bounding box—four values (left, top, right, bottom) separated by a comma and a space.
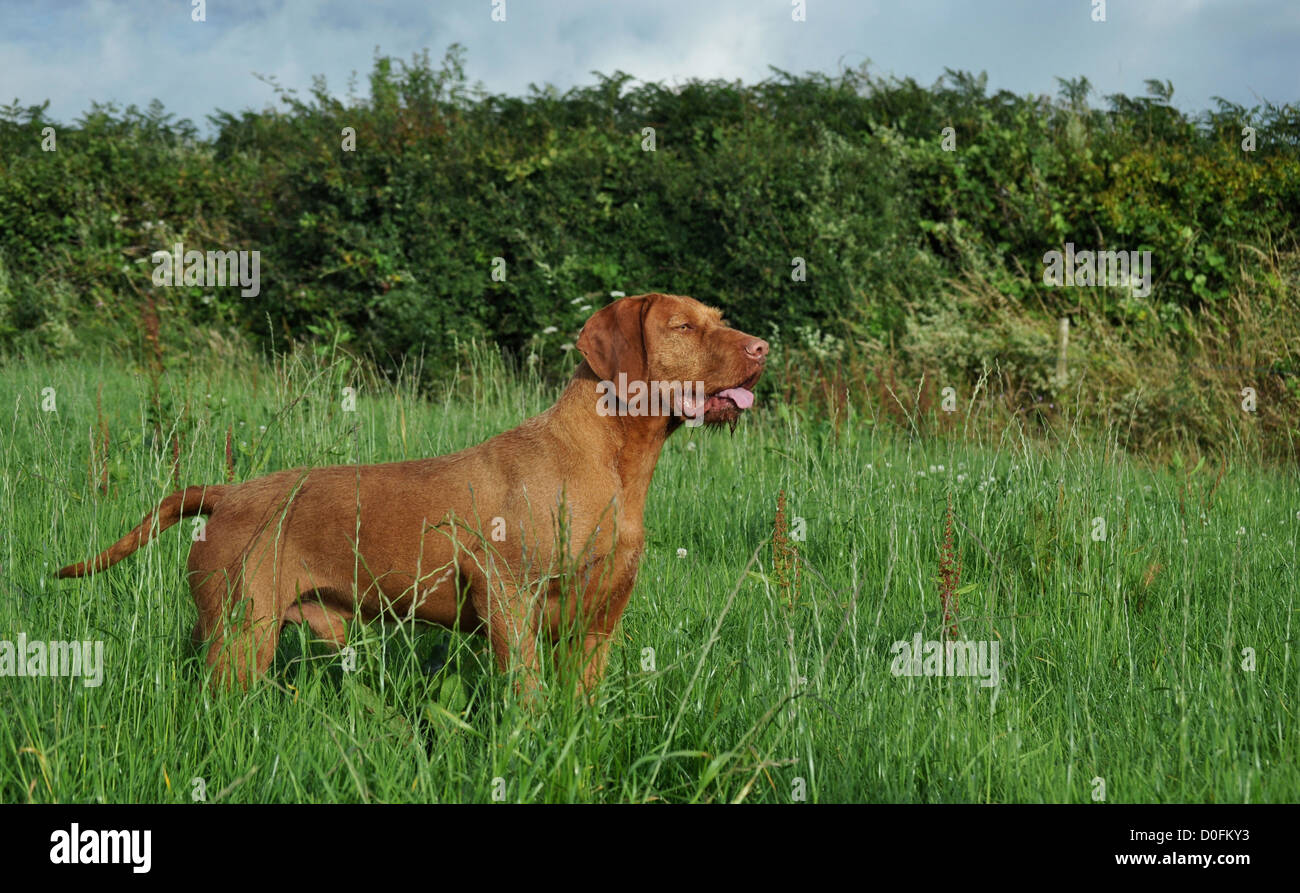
2, 345, 1297, 803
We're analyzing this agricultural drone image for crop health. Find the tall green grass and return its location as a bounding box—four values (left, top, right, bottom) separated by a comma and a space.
1, 345, 1296, 803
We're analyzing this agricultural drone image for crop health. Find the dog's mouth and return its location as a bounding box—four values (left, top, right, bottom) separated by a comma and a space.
681, 371, 762, 425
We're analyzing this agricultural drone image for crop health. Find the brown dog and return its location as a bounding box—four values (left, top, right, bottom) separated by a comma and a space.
57, 294, 768, 698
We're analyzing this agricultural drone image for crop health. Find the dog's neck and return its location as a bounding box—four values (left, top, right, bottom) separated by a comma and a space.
550, 362, 675, 512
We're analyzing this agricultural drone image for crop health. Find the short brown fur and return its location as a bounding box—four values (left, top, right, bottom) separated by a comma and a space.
57, 294, 768, 699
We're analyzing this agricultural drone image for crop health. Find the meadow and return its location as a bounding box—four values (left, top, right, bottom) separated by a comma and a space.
1, 343, 1296, 803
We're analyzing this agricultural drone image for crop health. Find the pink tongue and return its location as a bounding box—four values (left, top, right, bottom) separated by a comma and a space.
717, 387, 755, 409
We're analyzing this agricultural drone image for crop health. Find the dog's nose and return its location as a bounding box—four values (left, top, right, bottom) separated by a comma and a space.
744, 338, 769, 361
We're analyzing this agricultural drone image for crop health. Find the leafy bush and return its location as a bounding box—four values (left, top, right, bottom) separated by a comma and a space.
0, 49, 1297, 455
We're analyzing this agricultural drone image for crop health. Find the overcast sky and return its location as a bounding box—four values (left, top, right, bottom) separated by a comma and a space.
2, 0, 1296, 131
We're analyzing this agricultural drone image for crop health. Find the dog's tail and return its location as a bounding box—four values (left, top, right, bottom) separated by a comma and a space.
56, 485, 228, 578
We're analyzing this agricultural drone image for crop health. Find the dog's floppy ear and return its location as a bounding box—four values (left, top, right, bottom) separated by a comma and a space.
576, 295, 655, 382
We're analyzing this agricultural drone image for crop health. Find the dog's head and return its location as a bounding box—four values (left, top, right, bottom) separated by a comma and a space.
576, 293, 768, 427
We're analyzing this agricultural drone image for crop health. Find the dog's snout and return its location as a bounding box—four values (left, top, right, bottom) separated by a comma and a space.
744, 337, 769, 361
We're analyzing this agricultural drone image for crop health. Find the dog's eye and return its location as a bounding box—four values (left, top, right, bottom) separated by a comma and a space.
676, 323, 693, 332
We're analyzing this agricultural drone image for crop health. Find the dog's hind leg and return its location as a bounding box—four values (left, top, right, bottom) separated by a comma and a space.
189, 566, 230, 654
196, 562, 283, 688
283, 598, 351, 648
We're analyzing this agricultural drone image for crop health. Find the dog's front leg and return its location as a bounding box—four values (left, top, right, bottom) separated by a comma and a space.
575, 552, 640, 701
471, 576, 544, 708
